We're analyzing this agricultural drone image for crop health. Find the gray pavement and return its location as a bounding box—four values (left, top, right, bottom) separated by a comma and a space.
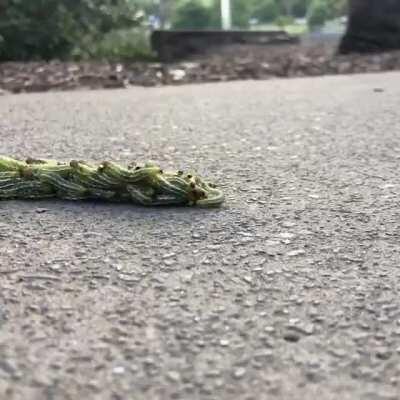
1, 73, 400, 400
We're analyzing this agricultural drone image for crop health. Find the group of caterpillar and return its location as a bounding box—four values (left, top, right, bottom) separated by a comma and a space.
0, 156, 224, 207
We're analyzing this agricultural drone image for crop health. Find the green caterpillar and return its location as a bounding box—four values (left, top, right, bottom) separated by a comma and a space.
0, 156, 224, 207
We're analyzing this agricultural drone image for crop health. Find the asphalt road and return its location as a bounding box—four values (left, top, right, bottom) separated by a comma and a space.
1, 73, 400, 400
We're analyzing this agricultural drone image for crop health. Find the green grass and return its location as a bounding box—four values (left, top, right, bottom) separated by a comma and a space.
252, 22, 309, 36
284, 23, 308, 35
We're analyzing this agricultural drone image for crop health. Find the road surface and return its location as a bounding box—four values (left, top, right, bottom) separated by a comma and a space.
1, 73, 400, 399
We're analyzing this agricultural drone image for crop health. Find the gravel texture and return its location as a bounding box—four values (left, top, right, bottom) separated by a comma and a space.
3, 44, 400, 93
1, 72, 400, 399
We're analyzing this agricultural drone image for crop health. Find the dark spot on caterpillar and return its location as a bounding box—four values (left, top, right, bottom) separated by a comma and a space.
127, 162, 136, 170
26, 158, 45, 165
20, 167, 33, 179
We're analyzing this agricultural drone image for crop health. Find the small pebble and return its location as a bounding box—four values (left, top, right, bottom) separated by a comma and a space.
167, 371, 181, 382
220, 339, 230, 347
35, 208, 49, 214
112, 366, 125, 375
283, 332, 300, 343
233, 367, 246, 379
287, 249, 305, 257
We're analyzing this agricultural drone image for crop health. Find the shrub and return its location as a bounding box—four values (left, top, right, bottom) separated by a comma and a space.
275, 15, 295, 28
172, 0, 214, 30
254, 0, 280, 23
72, 28, 155, 62
0, 0, 143, 61
307, 0, 329, 29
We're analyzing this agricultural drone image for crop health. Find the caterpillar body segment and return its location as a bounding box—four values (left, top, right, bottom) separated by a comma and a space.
69, 161, 113, 190
34, 171, 87, 195
29, 164, 71, 178
0, 171, 20, 180
0, 156, 224, 207
126, 185, 154, 205
100, 162, 160, 184
0, 157, 27, 172
153, 175, 188, 198
0, 178, 26, 190
0, 181, 53, 199
197, 189, 225, 207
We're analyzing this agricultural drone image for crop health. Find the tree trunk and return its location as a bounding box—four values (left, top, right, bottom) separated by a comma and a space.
158, 0, 172, 29
339, 0, 400, 54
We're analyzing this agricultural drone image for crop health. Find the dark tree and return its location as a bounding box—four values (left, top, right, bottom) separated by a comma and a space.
339, 0, 400, 53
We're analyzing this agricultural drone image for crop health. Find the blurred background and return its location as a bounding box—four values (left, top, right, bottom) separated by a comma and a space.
0, 0, 348, 61
1, 1, 399, 92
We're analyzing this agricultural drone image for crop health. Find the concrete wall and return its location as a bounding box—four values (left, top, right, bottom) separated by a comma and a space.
151, 30, 299, 61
